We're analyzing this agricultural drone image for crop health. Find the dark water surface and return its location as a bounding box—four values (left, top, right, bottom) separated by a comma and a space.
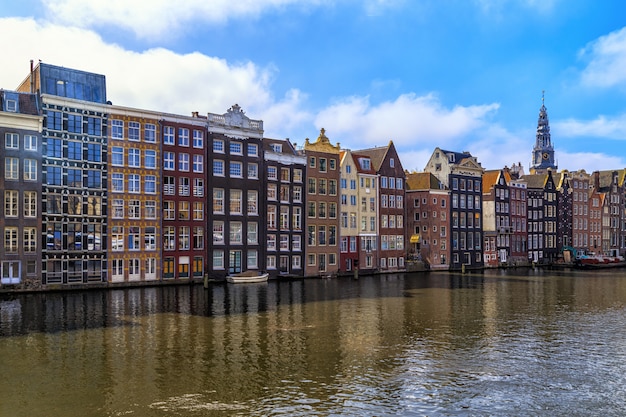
1, 268, 626, 416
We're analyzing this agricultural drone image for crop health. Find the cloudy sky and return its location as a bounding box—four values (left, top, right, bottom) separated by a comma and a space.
2, 0, 626, 173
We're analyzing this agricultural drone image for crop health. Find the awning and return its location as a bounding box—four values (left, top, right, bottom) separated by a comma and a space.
410, 234, 420, 244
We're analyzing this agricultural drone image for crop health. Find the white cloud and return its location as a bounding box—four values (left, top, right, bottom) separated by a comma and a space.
41, 0, 328, 40
554, 114, 626, 140
314, 93, 499, 151
0, 17, 307, 129
556, 151, 626, 174
579, 26, 626, 88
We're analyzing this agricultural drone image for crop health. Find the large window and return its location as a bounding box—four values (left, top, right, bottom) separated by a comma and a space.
163, 126, 175, 145
111, 119, 123, 139
111, 173, 124, 192
4, 191, 18, 217
178, 153, 189, 171
213, 189, 224, 214
193, 130, 203, 148
128, 148, 140, 167
128, 121, 140, 141
230, 222, 242, 244
230, 190, 242, 214
164, 151, 175, 170
68, 114, 82, 134
5, 133, 19, 149
5, 158, 18, 180
178, 128, 189, 146
193, 155, 204, 173
4, 227, 18, 253
144, 123, 156, 142
112, 146, 124, 166
24, 159, 37, 181
24, 191, 37, 217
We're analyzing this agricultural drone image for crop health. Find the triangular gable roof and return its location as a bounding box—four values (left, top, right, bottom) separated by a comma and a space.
355, 145, 389, 171
482, 170, 501, 193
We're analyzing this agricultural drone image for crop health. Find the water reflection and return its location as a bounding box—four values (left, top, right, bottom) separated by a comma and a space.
1, 269, 626, 416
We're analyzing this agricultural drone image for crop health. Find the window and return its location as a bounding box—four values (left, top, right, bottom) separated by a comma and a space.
144, 200, 156, 219
47, 166, 62, 186
24, 191, 37, 217
178, 177, 190, 196
24, 135, 37, 151
5, 157, 18, 180
193, 129, 204, 148
87, 143, 101, 162
193, 178, 204, 197
68, 195, 82, 215
5, 133, 19, 149
144, 123, 156, 142
111, 146, 124, 166
4, 227, 18, 253
212, 188, 226, 214
213, 250, 224, 269
268, 166, 278, 180
230, 142, 242, 155
193, 227, 204, 249
144, 175, 156, 194
4, 191, 18, 217
179, 201, 190, 220
178, 128, 189, 146
213, 221, 225, 244
162, 151, 174, 170
268, 184, 277, 200
230, 189, 242, 214
128, 200, 140, 218
47, 138, 62, 158
5, 99, 17, 112
248, 191, 258, 215
163, 201, 175, 220
111, 119, 124, 139
67, 168, 82, 187
230, 161, 242, 177
248, 143, 258, 156
281, 168, 290, 182
178, 153, 189, 171
128, 148, 140, 167
163, 126, 175, 145
24, 227, 37, 253
24, 159, 37, 181
247, 223, 258, 244
193, 154, 204, 173
128, 174, 140, 193
193, 201, 204, 220
293, 186, 302, 202
128, 121, 140, 141
319, 158, 327, 172
112, 199, 124, 218
164, 226, 176, 250
213, 159, 225, 176
163, 176, 175, 195
128, 226, 140, 250
144, 149, 156, 168
111, 226, 124, 251
179, 226, 190, 250
230, 222, 243, 244
213, 139, 224, 153
248, 163, 258, 179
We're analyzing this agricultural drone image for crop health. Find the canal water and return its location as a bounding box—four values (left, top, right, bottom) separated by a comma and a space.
1, 268, 626, 416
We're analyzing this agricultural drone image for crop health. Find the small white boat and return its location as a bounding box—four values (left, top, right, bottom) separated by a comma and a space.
226, 271, 269, 284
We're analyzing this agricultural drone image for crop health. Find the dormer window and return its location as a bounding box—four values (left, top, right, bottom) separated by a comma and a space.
390, 158, 395, 168
5, 99, 17, 112
360, 158, 371, 170
270, 143, 282, 153
449, 154, 455, 163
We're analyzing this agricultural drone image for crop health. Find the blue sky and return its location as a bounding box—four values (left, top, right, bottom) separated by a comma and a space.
2, 0, 626, 173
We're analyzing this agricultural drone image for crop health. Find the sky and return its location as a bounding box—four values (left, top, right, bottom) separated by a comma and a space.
1, 0, 626, 174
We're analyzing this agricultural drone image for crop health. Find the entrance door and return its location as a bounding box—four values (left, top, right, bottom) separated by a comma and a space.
1, 261, 21, 285
229, 250, 242, 274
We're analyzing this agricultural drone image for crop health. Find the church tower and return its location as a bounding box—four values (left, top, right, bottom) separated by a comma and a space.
530, 91, 557, 174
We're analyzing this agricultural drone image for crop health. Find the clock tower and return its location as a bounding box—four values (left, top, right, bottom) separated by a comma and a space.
530, 91, 557, 174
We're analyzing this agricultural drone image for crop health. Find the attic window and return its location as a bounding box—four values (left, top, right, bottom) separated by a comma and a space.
5, 99, 17, 112
270, 143, 282, 153
435, 163, 441, 171
449, 154, 455, 163
360, 158, 371, 170
390, 158, 395, 168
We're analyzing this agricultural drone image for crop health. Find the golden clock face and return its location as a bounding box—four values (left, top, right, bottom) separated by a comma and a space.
542, 152, 549, 160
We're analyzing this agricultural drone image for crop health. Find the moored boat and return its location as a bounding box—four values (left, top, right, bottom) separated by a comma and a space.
574, 254, 626, 269
226, 271, 269, 283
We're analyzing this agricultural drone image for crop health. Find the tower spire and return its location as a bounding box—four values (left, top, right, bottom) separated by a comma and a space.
530, 91, 557, 174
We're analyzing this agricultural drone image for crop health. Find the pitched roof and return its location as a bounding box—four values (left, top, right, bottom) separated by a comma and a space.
521, 173, 548, 189
482, 170, 501, 193
355, 144, 388, 171
406, 172, 443, 190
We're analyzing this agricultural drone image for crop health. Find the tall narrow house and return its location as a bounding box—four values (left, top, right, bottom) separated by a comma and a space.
207, 105, 264, 279
0, 90, 42, 289
108, 105, 162, 283
302, 129, 341, 277
356, 141, 406, 272
263, 137, 306, 278
17, 63, 109, 285
425, 147, 484, 270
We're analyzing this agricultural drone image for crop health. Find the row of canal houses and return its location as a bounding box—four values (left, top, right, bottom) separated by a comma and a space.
0, 62, 625, 291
